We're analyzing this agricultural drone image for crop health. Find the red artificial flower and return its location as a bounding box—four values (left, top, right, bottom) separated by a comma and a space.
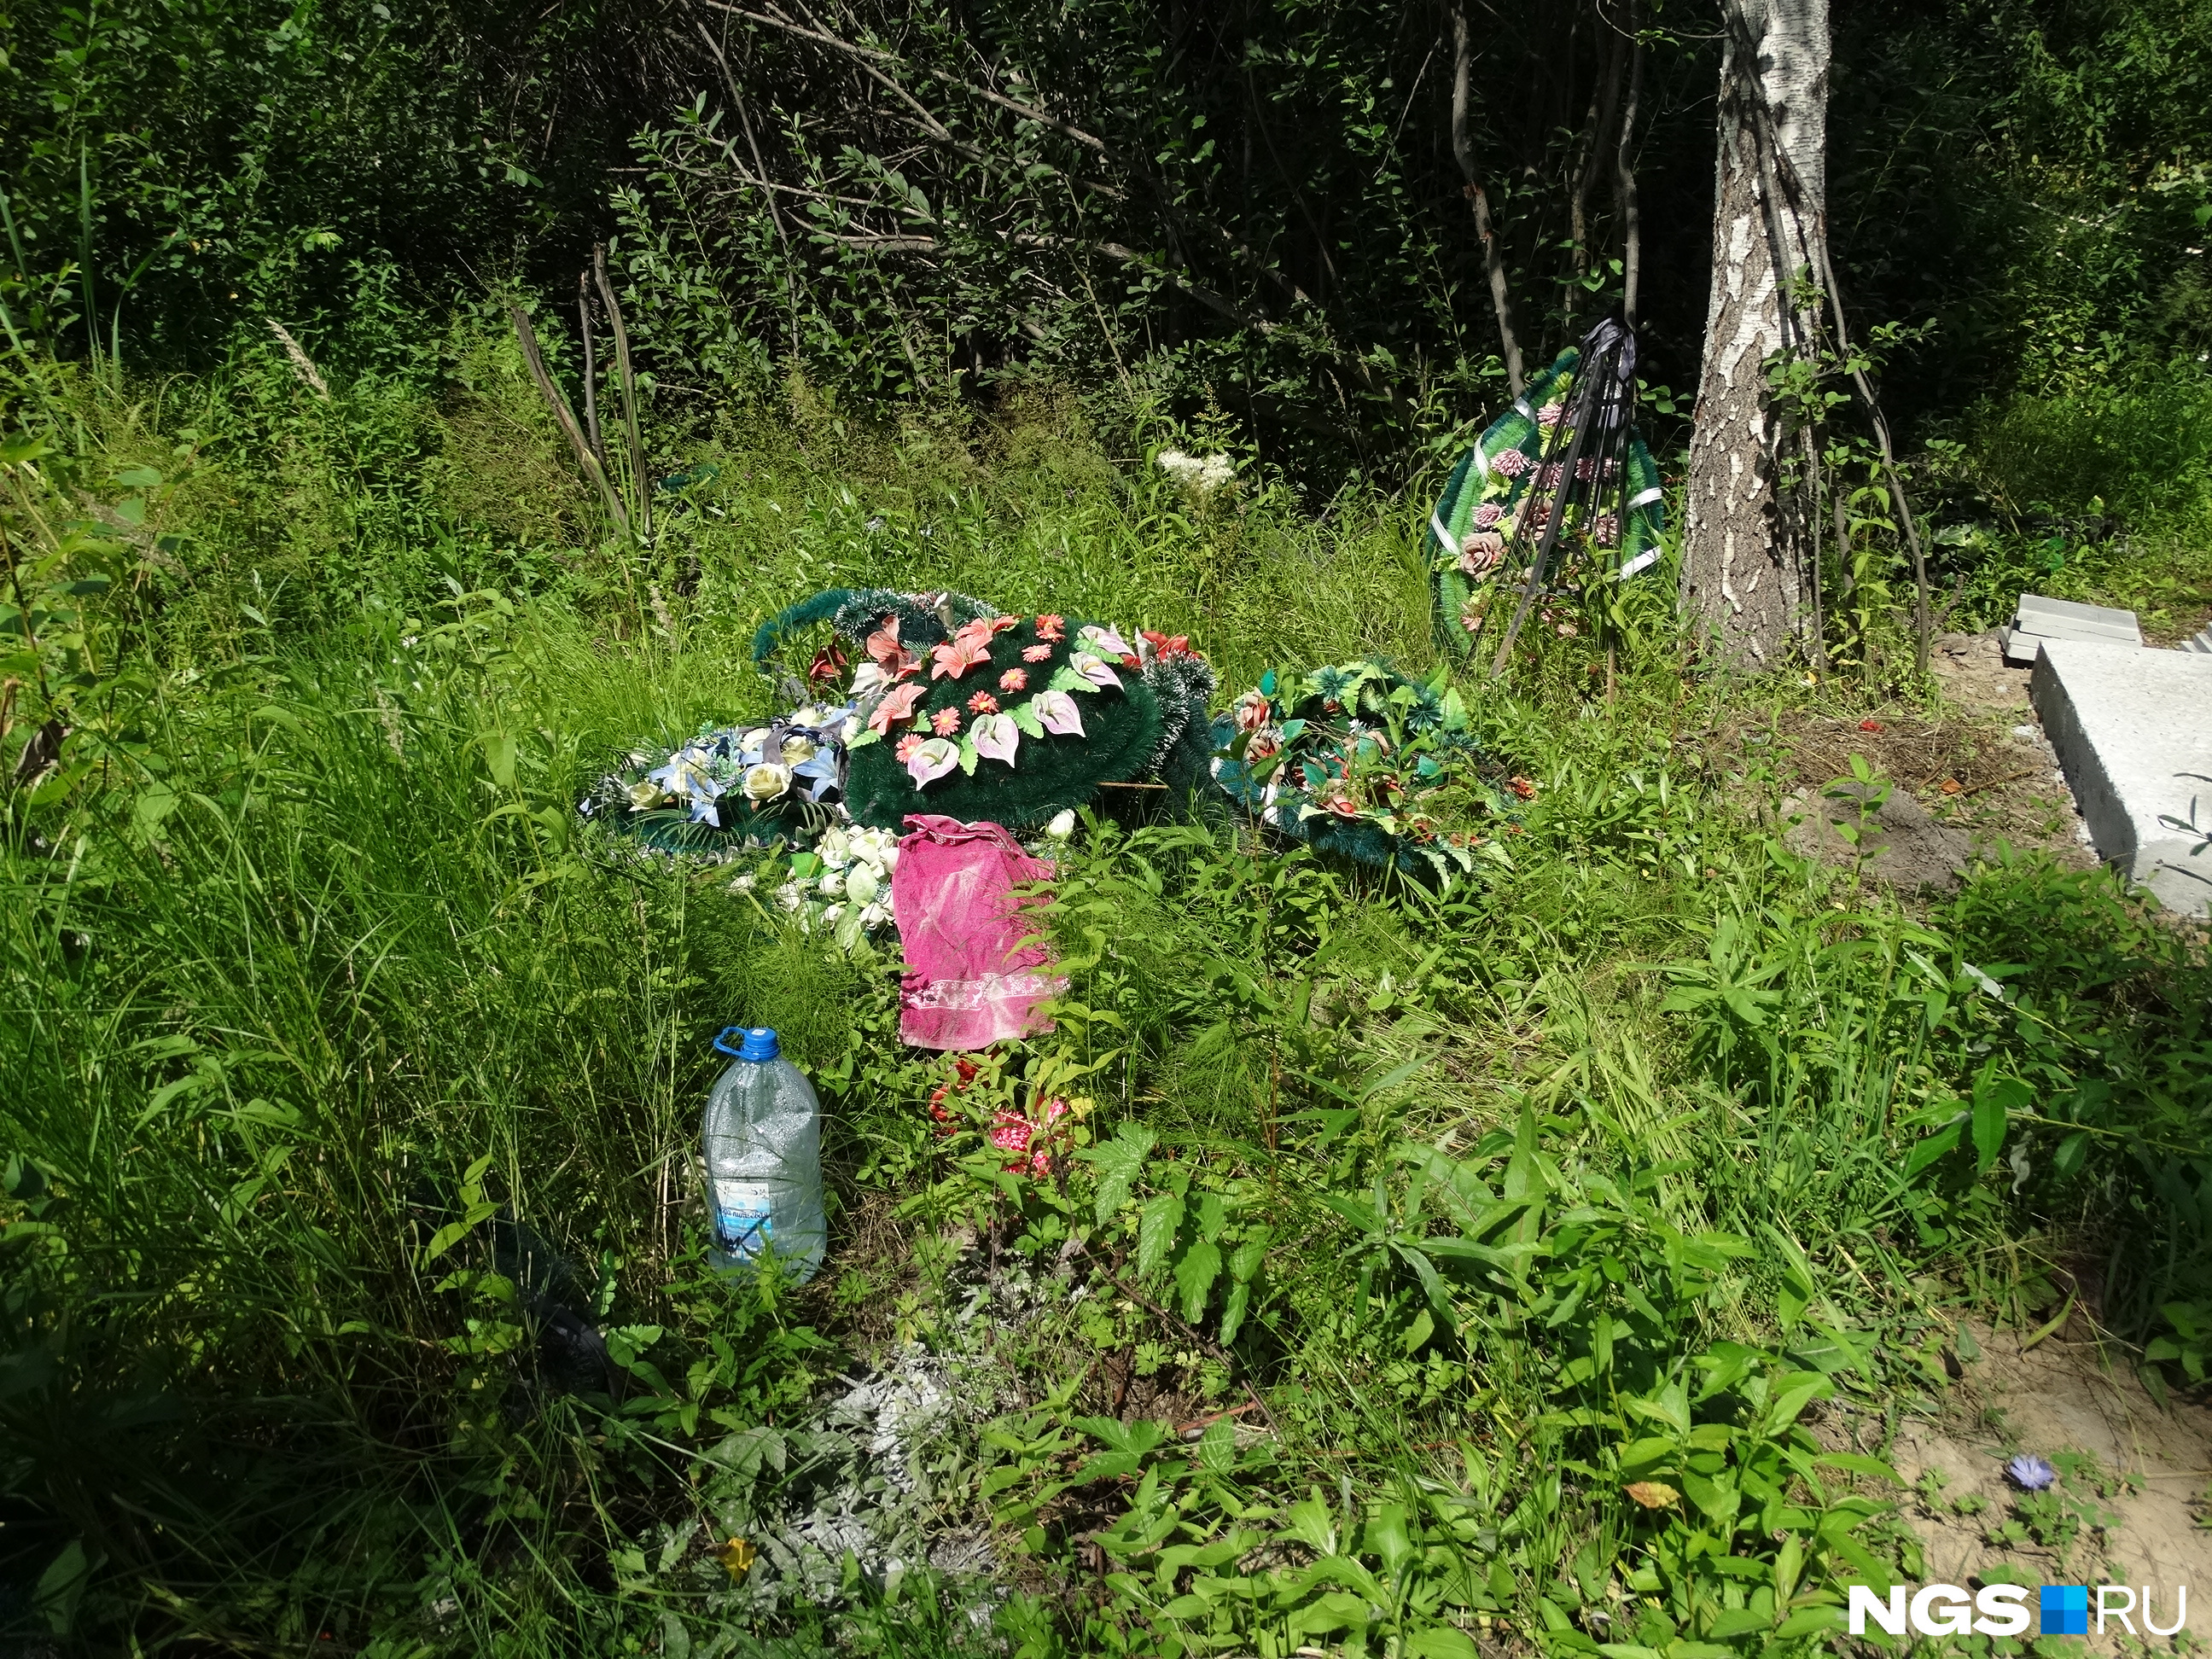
953, 1057, 980, 1086
1859, 719, 1884, 733
1509, 775, 1538, 800
928, 1086, 949, 1106
931, 707, 963, 736
1141, 629, 1193, 660
987, 616, 1021, 635
865, 616, 919, 681
807, 641, 848, 684
968, 691, 1000, 713
999, 668, 1028, 693
1034, 614, 1066, 642
895, 732, 924, 763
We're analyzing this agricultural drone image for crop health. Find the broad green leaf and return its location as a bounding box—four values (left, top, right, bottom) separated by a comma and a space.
1137, 1192, 1185, 1280
1075, 1122, 1155, 1224
1173, 1237, 1222, 1322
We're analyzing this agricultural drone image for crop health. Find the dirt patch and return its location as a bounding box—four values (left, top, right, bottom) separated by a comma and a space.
1771, 630, 2099, 881
1891, 1324, 2212, 1650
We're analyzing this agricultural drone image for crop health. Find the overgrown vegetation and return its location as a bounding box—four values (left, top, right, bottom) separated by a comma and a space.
4, 0, 2212, 1650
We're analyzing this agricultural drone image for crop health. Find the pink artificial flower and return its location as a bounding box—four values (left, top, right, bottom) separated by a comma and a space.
1029, 1150, 1051, 1176
931, 707, 963, 736
1537, 401, 1568, 427
865, 616, 919, 681
1044, 1097, 1068, 1123
1458, 532, 1505, 578
1537, 462, 1565, 490
1022, 643, 1052, 663
971, 712, 1019, 765
1589, 514, 1621, 547
906, 737, 961, 787
1079, 623, 1132, 659
989, 1110, 1033, 1154
1232, 689, 1271, 733
1034, 614, 1066, 642
1246, 727, 1282, 760
968, 691, 1000, 714
999, 668, 1028, 692
1068, 651, 1121, 691
931, 635, 991, 681
894, 733, 924, 762
1473, 501, 1505, 528
1491, 448, 1530, 479
868, 681, 927, 736
1033, 690, 1084, 736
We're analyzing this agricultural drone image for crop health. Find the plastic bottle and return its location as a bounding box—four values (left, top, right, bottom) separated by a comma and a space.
701, 1027, 826, 1284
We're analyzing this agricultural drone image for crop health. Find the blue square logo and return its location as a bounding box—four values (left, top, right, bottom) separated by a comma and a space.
2041, 1585, 2090, 1636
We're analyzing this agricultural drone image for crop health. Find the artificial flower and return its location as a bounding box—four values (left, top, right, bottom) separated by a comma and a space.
1034, 614, 1066, 641
1458, 533, 1505, 578
1079, 622, 1132, 658
931, 707, 963, 736
782, 735, 818, 764
1537, 462, 1566, 490
1246, 726, 1282, 761
865, 616, 919, 680
807, 642, 848, 684
1588, 513, 1621, 547
868, 682, 927, 736
1473, 500, 1505, 528
1021, 643, 1053, 663
930, 634, 991, 680
967, 691, 1000, 714
850, 660, 890, 697
905, 737, 960, 787
894, 733, 923, 762
1537, 401, 1568, 427
1045, 809, 1077, 838
971, 713, 1019, 765
690, 800, 721, 828
999, 668, 1028, 692
1491, 448, 1530, 479
989, 1110, 1033, 1154
626, 779, 665, 810
1141, 629, 1192, 660
1232, 689, 1272, 733
1509, 775, 1538, 800
1033, 690, 1085, 736
845, 864, 881, 905
1068, 651, 1121, 691
742, 763, 793, 801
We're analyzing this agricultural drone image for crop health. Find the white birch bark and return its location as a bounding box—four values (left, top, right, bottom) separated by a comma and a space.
1680, 0, 1831, 666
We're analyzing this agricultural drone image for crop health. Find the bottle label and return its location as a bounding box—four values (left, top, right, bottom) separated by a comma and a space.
713, 1182, 775, 1258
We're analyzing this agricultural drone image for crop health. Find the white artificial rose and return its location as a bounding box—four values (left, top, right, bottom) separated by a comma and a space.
742, 763, 792, 801
1046, 809, 1076, 839
845, 864, 880, 905
782, 735, 817, 765
626, 779, 664, 809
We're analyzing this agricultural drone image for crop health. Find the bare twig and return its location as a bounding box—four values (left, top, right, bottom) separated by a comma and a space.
1615, 0, 1645, 323
1448, 3, 1524, 393
508, 303, 626, 527
576, 272, 603, 467
593, 244, 652, 540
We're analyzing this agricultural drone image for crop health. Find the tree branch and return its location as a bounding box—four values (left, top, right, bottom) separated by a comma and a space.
1449, 3, 1525, 393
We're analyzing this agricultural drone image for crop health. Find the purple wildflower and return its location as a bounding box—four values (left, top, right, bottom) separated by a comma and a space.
2007, 1453, 2058, 1491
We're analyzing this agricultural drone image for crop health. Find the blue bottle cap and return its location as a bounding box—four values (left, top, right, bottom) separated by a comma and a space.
714, 1026, 780, 1061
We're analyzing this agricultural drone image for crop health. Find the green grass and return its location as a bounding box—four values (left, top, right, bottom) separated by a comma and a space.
3, 339, 2209, 1655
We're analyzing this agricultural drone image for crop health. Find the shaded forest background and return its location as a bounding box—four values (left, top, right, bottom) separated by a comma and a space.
4, 0, 2211, 497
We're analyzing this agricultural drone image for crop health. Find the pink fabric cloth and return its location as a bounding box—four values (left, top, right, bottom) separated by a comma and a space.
893, 815, 1064, 1050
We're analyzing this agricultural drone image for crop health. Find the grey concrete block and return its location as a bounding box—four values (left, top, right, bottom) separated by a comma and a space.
2181, 625, 2212, 655
2004, 592, 2144, 665
2029, 639, 2212, 917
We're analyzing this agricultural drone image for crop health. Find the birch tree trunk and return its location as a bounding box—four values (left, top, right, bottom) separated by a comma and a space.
1680, 0, 1831, 666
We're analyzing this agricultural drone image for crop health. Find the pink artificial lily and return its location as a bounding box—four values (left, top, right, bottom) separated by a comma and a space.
867, 681, 926, 735
1033, 690, 1084, 736
931, 634, 992, 680
971, 713, 1019, 765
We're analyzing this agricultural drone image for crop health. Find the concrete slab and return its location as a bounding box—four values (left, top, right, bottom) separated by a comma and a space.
2029, 639, 2212, 917
2181, 625, 2212, 655
2004, 592, 2144, 665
